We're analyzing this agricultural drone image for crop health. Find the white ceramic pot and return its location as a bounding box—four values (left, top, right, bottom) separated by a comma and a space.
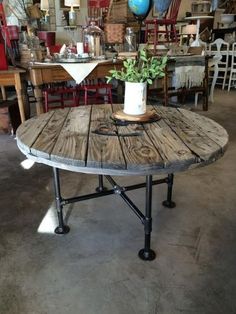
124, 82, 147, 115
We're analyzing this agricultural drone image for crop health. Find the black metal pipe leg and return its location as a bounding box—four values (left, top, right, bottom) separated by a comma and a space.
138, 175, 156, 261
162, 173, 176, 208
96, 175, 107, 192
52, 167, 70, 234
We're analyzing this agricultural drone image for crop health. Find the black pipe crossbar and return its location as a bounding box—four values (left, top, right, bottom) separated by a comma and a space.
61, 189, 115, 206
60, 176, 168, 207
105, 175, 145, 222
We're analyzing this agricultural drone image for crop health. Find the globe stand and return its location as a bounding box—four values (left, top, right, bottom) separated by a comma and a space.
128, 0, 153, 47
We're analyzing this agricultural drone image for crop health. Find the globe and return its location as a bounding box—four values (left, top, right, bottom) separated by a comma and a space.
128, 0, 151, 17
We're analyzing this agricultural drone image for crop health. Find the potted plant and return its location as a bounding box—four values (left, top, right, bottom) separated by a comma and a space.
107, 48, 167, 115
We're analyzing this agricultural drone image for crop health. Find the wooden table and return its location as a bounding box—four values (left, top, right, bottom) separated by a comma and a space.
0, 66, 27, 123
16, 104, 228, 260
25, 60, 122, 116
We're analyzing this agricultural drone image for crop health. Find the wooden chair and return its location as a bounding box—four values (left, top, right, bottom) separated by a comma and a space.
78, 79, 113, 105
81, 1, 113, 105
43, 84, 79, 112
87, 0, 110, 26
144, 0, 181, 52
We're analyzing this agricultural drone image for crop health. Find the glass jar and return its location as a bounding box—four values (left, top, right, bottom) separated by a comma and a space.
83, 21, 105, 58
124, 27, 137, 52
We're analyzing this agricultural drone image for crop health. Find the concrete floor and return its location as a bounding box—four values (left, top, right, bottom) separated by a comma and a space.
0, 89, 236, 314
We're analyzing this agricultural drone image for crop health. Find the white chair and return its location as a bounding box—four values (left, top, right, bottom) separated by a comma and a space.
208, 55, 221, 103
208, 38, 230, 90
228, 42, 236, 91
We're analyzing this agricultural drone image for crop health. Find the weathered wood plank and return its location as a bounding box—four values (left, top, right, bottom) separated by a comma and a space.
112, 103, 124, 114
16, 111, 55, 154
87, 104, 126, 170
178, 108, 228, 151
155, 106, 222, 161
31, 109, 70, 159
50, 107, 92, 166
143, 111, 197, 170
112, 104, 163, 171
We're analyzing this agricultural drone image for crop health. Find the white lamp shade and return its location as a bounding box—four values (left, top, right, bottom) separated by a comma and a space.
184, 24, 197, 35
40, 0, 49, 11
64, 0, 80, 7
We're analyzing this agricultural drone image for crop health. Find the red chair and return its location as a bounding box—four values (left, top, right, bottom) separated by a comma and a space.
144, 0, 181, 52
47, 45, 61, 54
78, 79, 113, 105
87, 0, 110, 24
37, 31, 56, 47
88, 0, 110, 7
43, 85, 79, 112
84, 0, 113, 105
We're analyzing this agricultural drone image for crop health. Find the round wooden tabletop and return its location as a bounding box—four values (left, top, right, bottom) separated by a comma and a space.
16, 104, 228, 176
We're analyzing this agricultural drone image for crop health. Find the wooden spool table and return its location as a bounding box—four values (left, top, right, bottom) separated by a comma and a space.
16, 104, 228, 260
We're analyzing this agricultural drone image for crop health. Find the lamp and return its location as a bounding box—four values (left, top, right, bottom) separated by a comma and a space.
64, 0, 80, 26
184, 24, 197, 46
40, 0, 50, 23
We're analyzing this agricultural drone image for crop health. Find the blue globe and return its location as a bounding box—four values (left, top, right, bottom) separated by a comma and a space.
128, 0, 151, 16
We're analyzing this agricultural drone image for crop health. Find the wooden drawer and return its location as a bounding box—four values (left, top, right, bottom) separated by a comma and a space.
42, 68, 72, 83
30, 67, 73, 85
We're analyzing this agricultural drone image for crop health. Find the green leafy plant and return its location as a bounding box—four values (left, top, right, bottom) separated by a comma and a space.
106, 48, 167, 85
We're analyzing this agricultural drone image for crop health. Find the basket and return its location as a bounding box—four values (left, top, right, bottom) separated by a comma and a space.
108, 0, 135, 23
26, 4, 42, 19
19, 47, 45, 64
104, 23, 126, 43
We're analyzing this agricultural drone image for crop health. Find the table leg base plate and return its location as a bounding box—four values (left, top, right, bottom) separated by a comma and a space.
54, 225, 70, 234
138, 249, 156, 261
96, 186, 108, 192
162, 200, 176, 208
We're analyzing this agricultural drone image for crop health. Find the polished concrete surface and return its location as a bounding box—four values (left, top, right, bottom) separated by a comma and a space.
0, 90, 236, 314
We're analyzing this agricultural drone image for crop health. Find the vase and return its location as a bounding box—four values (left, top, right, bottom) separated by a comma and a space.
124, 82, 147, 115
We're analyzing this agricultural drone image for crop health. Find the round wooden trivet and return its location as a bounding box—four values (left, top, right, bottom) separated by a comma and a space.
111, 110, 161, 124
